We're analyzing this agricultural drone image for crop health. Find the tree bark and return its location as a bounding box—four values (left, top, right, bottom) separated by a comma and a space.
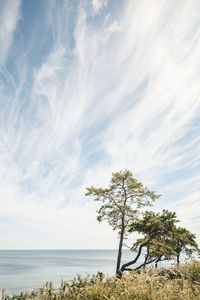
119, 243, 146, 277
116, 178, 127, 278
143, 245, 150, 269
177, 253, 180, 265
134, 257, 156, 271
116, 213, 125, 277
155, 255, 162, 268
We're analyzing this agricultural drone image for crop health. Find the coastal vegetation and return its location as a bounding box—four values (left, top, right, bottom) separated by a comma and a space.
86, 170, 199, 278
2, 260, 200, 299
2, 170, 199, 299
86, 170, 160, 277
124, 209, 199, 271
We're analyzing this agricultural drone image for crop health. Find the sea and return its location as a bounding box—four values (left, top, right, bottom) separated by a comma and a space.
0, 249, 145, 296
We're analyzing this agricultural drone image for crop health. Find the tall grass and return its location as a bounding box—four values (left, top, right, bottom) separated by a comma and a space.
2, 260, 200, 300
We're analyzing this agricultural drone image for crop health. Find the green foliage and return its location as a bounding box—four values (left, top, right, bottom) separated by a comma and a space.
171, 227, 200, 263
130, 210, 178, 260
3, 261, 200, 299
125, 210, 199, 270
86, 170, 160, 275
129, 210, 178, 238
86, 170, 160, 233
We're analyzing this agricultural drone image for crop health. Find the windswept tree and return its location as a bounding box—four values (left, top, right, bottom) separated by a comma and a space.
120, 210, 179, 273
171, 227, 199, 265
86, 170, 160, 277
120, 210, 200, 274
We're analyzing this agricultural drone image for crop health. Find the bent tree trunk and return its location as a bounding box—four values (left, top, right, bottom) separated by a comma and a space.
177, 253, 180, 265
118, 242, 150, 277
120, 243, 144, 274
116, 214, 125, 277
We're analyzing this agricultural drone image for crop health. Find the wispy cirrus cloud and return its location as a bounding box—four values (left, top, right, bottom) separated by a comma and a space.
91, 0, 107, 15
0, 0, 200, 248
0, 0, 21, 64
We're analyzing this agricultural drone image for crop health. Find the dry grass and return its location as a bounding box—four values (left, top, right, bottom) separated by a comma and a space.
2, 260, 200, 300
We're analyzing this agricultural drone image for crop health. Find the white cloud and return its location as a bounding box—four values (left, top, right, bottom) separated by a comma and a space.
0, 0, 200, 248
108, 21, 121, 33
91, 0, 107, 15
0, 0, 21, 64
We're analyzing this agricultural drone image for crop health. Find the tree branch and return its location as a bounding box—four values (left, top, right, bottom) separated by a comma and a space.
120, 243, 147, 272
133, 257, 157, 271
105, 194, 123, 212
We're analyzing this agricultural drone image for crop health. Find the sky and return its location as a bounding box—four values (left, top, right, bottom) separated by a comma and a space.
0, 0, 200, 250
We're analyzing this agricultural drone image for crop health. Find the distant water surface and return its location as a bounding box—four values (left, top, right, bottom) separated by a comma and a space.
0, 249, 143, 295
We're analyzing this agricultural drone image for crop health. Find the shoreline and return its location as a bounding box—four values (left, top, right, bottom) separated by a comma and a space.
2, 260, 200, 299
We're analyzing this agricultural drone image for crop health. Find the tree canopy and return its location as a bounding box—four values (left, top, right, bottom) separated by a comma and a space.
86, 170, 160, 276
86, 170, 199, 278
120, 210, 200, 273
171, 227, 199, 265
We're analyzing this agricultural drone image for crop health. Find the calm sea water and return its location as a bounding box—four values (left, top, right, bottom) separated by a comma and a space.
0, 249, 143, 295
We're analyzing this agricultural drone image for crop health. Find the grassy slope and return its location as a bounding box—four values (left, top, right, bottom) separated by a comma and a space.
2, 260, 200, 300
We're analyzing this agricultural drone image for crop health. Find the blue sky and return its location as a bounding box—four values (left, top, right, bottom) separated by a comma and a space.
0, 0, 199, 249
